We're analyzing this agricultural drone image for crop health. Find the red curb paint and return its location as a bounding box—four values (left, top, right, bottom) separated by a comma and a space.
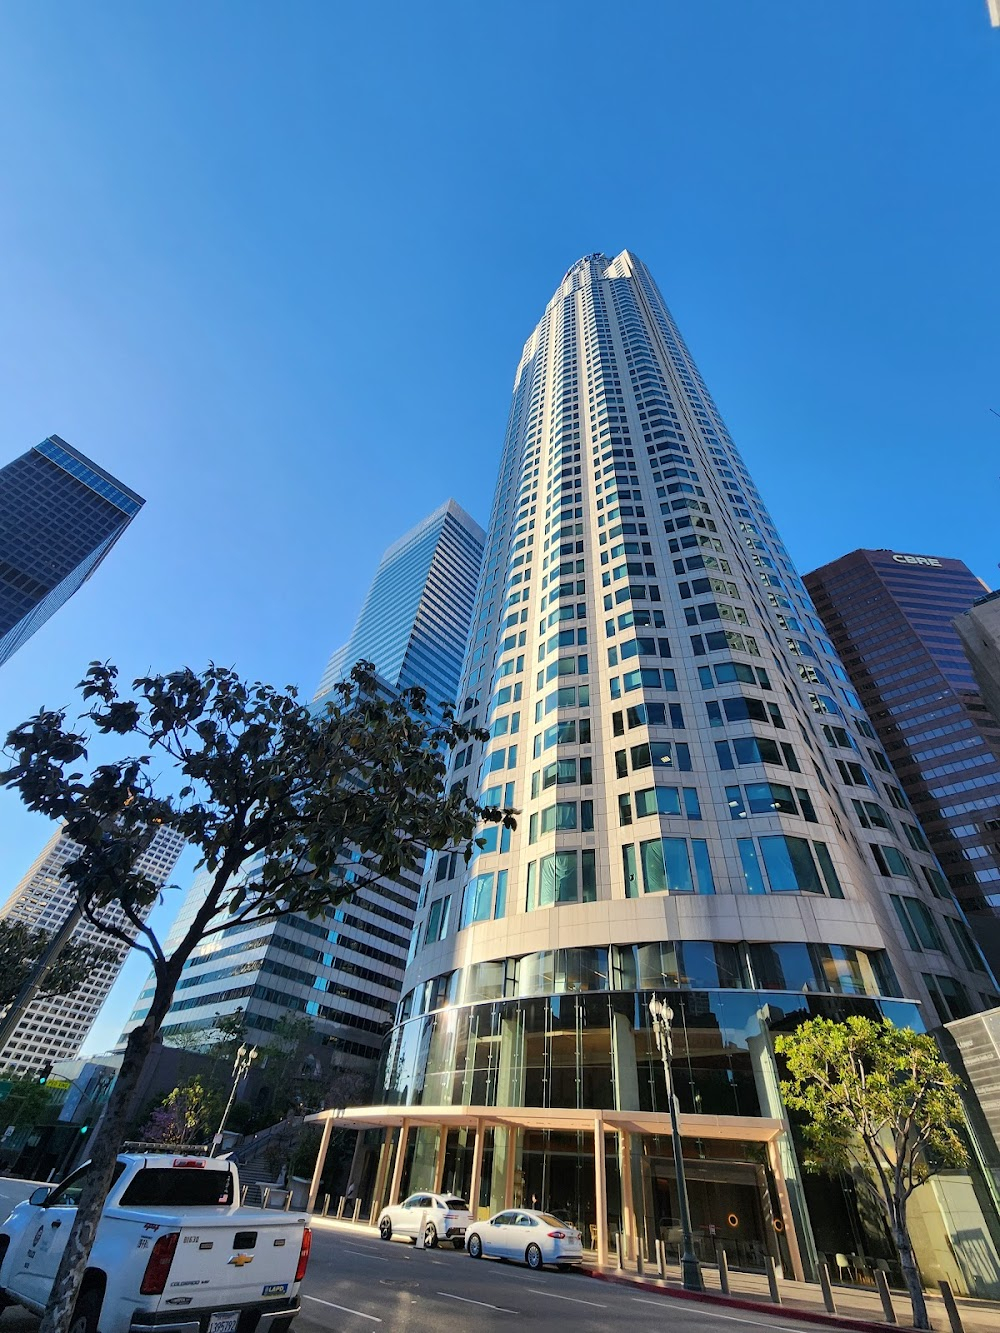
580, 1266, 914, 1333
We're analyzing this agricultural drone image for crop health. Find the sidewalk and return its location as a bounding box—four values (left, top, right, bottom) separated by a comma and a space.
582, 1250, 1000, 1333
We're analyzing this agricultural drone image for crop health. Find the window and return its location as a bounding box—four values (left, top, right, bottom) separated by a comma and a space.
540, 801, 577, 833
640, 838, 694, 894
890, 895, 944, 952
634, 786, 680, 817
758, 836, 823, 894
120, 1167, 233, 1208
744, 782, 795, 815
872, 845, 913, 879
462, 874, 494, 927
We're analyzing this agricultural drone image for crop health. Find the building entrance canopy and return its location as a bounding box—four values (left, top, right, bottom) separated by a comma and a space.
304, 1103, 795, 1275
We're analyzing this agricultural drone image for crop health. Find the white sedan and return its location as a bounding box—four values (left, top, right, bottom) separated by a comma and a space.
466, 1209, 584, 1270
377, 1192, 471, 1249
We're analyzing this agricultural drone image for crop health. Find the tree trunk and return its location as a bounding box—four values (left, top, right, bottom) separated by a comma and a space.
36, 951, 193, 1333
891, 1206, 929, 1331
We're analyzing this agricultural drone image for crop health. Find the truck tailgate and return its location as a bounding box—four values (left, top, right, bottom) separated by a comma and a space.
151, 1212, 308, 1312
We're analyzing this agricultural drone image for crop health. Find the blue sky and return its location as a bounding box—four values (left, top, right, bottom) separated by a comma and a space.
0, 2, 997, 1054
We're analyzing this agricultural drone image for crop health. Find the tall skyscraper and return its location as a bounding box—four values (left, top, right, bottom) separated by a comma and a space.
126, 500, 485, 1068
0, 824, 185, 1075
313, 499, 485, 712
310, 252, 998, 1279
956, 589, 1000, 730
0, 435, 144, 667
805, 551, 1000, 970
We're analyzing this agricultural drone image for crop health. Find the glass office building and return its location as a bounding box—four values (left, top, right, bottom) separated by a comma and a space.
314, 499, 486, 715
0, 434, 143, 666
125, 500, 485, 1073
307, 252, 998, 1285
805, 550, 1000, 972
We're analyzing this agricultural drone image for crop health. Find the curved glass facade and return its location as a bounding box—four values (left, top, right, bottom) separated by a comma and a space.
381, 989, 922, 1116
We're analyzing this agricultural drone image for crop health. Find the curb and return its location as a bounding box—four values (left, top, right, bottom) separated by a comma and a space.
581, 1267, 915, 1333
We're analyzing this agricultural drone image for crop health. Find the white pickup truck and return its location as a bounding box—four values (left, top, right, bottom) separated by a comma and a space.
0, 1152, 311, 1333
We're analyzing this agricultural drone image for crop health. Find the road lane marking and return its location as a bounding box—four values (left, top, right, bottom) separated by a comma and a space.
341, 1245, 390, 1262
436, 1291, 518, 1313
303, 1294, 382, 1322
631, 1299, 817, 1332
523, 1284, 606, 1307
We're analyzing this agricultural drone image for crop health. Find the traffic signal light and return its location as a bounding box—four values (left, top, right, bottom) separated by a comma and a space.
79, 1124, 89, 1136
36, 1060, 53, 1086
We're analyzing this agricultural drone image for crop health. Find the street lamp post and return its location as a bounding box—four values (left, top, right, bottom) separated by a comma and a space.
214, 1043, 258, 1152
649, 995, 703, 1291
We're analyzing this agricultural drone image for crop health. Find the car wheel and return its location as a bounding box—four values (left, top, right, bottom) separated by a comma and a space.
453, 1238, 465, 1250
468, 1233, 483, 1259
68, 1290, 101, 1333
525, 1243, 543, 1271
423, 1222, 438, 1249
379, 1217, 392, 1241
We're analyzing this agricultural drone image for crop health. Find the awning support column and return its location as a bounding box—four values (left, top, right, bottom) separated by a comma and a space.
307, 1116, 334, 1213
594, 1114, 608, 1267
619, 1127, 635, 1263
433, 1126, 449, 1194
468, 1118, 486, 1220
767, 1135, 805, 1282
371, 1130, 393, 1214
503, 1127, 517, 1208
388, 1119, 410, 1206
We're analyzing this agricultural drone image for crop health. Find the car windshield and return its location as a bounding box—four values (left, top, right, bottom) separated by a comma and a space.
444, 1199, 469, 1211
119, 1168, 234, 1207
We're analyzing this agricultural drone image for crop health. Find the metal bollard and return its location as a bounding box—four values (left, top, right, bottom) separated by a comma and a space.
874, 1269, 895, 1324
939, 1280, 964, 1333
635, 1238, 643, 1277
416, 1210, 427, 1249
262, 1187, 271, 1210
655, 1238, 666, 1279
716, 1244, 730, 1295
352, 1198, 362, 1223
766, 1255, 781, 1304
336, 1195, 345, 1219
819, 1263, 837, 1315
615, 1231, 624, 1270
369, 1201, 379, 1227
321, 1193, 330, 1218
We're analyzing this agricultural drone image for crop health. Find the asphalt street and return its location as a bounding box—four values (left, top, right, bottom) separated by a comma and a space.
0, 1177, 829, 1333
296, 1226, 827, 1333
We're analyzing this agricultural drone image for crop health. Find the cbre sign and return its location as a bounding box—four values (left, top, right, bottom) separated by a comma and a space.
892, 553, 942, 568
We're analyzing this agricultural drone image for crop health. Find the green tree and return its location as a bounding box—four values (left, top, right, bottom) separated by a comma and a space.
1, 659, 510, 1333
0, 920, 114, 1011
774, 1015, 968, 1329
0, 1075, 57, 1131
140, 1076, 223, 1146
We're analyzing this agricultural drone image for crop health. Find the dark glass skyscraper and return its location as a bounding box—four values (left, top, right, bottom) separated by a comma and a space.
805, 550, 1000, 969
314, 499, 485, 714
0, 434, 144, 666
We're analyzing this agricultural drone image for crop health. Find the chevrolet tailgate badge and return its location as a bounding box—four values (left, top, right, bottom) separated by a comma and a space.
228, 1252, 254, 1267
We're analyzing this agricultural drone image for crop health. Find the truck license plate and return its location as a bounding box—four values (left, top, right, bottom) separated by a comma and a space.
207, 1312, 239, 1333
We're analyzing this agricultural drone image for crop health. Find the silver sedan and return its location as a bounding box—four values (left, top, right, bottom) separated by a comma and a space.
466, 1209, 584, 1270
